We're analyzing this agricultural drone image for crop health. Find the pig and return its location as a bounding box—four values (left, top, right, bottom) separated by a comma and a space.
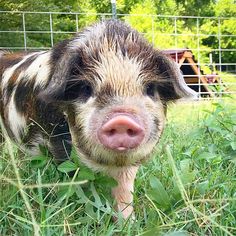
0, 19, 196, 219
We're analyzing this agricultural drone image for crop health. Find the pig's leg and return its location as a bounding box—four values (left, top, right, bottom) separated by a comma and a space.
49, 120, 72, 163
108, 166, 139, 219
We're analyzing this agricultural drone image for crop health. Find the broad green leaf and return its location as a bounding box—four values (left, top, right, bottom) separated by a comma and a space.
180, 159, 191, 172
57, 185, 75, 199
147, 176, 171, 209
230, 141, 236, 150
30, 155, 49, 168
57, 160, 78, 173
197, 152, 217, 161
208, 144, 217, 153
85, 202, 96, 219
95, 174, 118, 188
76, 166, 95, 181
91, 182, 103, 208
197, 180, 209, 195
76, 185, 90, 204
180, 171, 196, 185
70, 146, 80, 166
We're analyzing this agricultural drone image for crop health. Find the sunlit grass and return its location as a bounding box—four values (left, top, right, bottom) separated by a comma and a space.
0, 98, 236, 235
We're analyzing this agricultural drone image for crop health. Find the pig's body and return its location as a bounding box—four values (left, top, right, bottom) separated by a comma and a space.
0, 20, 195, 219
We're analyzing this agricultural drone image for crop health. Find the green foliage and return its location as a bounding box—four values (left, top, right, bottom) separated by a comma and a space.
147, 175, 172, 211
123, 0, 235, 65
0, 0, 235, 65
57, 160, 78, 173
176, 0, 215, 17
0, 1, 236, 234
1, 99, 236, 235
214, 0, 236, 17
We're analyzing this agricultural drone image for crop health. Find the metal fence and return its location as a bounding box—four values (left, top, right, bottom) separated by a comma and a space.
0, 10, 236, 99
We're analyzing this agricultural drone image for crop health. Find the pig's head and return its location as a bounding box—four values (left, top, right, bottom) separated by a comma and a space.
42, 20, 195, 170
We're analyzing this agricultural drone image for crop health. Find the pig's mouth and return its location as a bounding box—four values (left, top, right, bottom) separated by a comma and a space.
97, 112, 146, 153
72, 109, 158, 167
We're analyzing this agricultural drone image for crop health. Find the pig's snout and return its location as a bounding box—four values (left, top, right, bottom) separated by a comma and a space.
98, 114, 145, 152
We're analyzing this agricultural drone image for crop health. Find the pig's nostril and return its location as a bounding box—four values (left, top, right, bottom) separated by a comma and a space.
127, 128, 136, 136
109, 129, 116, 136
106, 128, 138, 137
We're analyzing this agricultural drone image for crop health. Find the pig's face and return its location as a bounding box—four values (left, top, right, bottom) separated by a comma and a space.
42, 20, 195, 169
66, 51, 166, 168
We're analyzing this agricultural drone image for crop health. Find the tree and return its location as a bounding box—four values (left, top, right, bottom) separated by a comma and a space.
0, 0, 235, 67
0, 0, 97, 49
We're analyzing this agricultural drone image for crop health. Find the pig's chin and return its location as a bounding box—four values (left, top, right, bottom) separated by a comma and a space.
75, 137, 158, 170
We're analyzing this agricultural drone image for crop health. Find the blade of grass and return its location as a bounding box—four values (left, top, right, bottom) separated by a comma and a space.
0, 118, 41, 236
165, 145, 234, 236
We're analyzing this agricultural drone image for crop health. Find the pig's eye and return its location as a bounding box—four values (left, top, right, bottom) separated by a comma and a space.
145, 82, 158, 99
63, 80, 93, 102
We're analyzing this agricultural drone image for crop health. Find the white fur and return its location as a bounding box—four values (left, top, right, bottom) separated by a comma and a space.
97, 51, 142, 89
14, 51, 51, 90
24, 51, 51, 89
1, 52, 41, 92
8, 90, 27, 141
109, 166, 138, 219
69, 21, 106, 50
26, 133, 46, 156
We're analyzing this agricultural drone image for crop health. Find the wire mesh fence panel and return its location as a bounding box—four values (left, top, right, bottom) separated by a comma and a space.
0, 10, 235, 99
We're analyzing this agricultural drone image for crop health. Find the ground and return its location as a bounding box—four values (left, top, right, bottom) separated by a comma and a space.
0, 98, 236, 236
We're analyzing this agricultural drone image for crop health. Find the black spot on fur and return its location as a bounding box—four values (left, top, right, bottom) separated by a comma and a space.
58, 80, 94, 102
41, 48, 99, 103
0, 56, 22, 71
95, 83, 116, 107
50, 39, 70, 64
155, 55, 184, 101
4, 53, 42, 102
14, 78, 37, 115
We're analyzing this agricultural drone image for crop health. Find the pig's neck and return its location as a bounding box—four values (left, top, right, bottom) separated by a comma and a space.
79, 153, 139, 219
109, 166, 139, 219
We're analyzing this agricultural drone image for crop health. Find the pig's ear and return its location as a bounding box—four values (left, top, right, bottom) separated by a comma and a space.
38, 65, 66, 103
38, 39, 73, 102
155, 54, 198, 101
39, 47, 92, 103
42, 52, 73, 102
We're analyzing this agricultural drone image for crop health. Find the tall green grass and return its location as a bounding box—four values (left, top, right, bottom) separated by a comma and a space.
0, 98, 236, 235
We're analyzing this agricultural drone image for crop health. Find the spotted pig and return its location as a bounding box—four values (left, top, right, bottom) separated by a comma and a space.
0, 20, 196, 219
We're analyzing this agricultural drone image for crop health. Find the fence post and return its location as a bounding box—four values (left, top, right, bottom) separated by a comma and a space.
22, 13, 27, 51
218, 17, 222, 99
49, 13, 54, 47
111, 0, 117, 19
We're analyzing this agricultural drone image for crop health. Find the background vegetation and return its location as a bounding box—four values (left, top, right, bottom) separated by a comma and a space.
1, 99, 236, 235
0, 1, 236, 235
0, 0, 236, 66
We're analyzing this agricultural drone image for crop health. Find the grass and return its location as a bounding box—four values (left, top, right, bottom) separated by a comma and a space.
0, 98, 236, 235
